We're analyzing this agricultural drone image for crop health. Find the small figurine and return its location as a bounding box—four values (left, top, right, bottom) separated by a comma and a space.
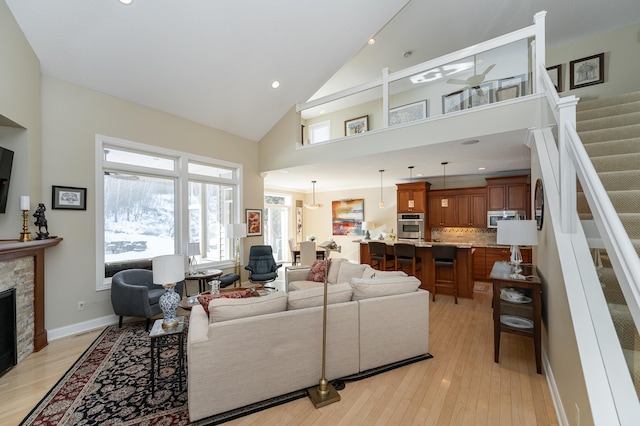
33, 203, 50, 240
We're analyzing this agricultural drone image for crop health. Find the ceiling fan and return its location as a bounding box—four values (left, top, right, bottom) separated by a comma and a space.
447, 59, 495, 95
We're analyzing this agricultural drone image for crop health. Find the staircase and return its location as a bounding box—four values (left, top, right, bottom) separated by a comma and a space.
576, 91, 640, 395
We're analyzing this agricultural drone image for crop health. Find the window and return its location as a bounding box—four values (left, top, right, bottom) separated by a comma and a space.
96, 136, 242, 290
308, 120, 331, 144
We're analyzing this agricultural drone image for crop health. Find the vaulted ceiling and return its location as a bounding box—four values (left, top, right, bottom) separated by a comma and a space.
6, 0, 640, 191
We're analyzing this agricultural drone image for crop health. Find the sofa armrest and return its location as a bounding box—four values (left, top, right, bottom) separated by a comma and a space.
285, 266, 310, 287
188, 305, 210, 344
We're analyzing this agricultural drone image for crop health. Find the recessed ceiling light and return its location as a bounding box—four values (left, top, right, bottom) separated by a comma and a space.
271, 81, 280, 89
403, 50, 413, 58
462, 139, 479, 145
368, 38, 376, 45
119, 0, 133, 5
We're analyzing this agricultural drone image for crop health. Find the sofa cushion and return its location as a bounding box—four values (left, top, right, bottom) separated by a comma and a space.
307, 259, 329, 282
208, 290, 287, 323
327, 258, 347, 284
288, 280, 323, 291
336, 262, 368, 284
287, 282, 353, 310
350, 276, 421, 300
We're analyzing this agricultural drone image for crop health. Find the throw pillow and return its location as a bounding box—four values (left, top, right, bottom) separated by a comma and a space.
287, 282, 353, 310
327, 258, 347, 284
350, 276, 421, 300
307, 259, 330, 282
197, 293, 214, 315
336, 262, 368, 284
209, 290, 287, 323
197, 289, 253, 315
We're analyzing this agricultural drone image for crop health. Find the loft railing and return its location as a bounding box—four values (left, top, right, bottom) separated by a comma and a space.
535, 60, 640, 424
296, 12, 548, 144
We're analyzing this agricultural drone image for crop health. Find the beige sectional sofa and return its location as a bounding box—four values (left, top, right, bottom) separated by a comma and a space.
187, 261, 429, 422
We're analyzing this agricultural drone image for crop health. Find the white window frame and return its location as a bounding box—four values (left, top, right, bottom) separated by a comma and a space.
95, 134, 243, 290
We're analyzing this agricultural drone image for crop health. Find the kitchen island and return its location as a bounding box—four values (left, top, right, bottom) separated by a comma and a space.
359, 241, 474, 299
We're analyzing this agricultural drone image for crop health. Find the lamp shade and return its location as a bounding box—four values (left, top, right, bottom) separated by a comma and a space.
152, 254, 185, 285
226, 223, 247, 239
362, 221, 374, 231
187, 242, 201, 256
496, 220, 539, 246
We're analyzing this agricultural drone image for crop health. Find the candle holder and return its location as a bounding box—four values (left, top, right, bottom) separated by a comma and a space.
19, 209, 32, 242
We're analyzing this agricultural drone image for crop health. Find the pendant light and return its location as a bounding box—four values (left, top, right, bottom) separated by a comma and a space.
304, 180, 323, 209
441, 162, 449, 207
379, 169, 385, 208
408, 166, 415, 209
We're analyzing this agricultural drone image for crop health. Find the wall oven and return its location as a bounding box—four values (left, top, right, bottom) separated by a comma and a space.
487, 210, 526, 228
397, 213, 425, 240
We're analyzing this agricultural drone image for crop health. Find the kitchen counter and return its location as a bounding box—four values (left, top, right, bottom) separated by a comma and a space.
359, 241, 474, 299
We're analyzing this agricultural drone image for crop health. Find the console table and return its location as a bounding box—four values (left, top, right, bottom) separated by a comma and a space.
490, 261, 542, 374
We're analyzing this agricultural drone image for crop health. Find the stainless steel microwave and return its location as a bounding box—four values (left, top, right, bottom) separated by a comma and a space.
487, 210, 526, 228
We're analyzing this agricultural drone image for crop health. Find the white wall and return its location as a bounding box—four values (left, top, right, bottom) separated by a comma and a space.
40, 76, 262, 330
547, 22, 640, 100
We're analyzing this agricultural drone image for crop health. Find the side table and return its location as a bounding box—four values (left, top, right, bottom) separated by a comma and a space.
490, 261, 543, 374
185, 269, 223, 294
149, 316, 186, 394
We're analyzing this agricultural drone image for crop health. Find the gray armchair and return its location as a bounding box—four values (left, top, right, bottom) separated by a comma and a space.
110, 269, 184, 330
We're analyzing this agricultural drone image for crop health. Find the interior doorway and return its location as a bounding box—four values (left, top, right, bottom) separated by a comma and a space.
264, 193, 291, 263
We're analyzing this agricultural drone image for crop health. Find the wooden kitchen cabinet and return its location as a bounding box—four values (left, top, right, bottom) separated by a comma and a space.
397, 182, 430, 213
455, 191, 486, 227
486, 175, 530, 215
428, 195, 456, 227
472, 247, 486, 281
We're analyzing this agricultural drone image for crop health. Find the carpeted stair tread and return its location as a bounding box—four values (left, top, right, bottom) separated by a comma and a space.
577, 190, 640, 214
577, 101, 640, 122
579, 123, 640, 144
584, 138, 640, 157
577, 91, 640, 111
577, 111, 640, 133
590, 152, 640, 173
594, 170, 640, 191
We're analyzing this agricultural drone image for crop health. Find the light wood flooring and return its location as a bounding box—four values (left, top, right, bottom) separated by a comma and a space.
0, 287, 559, 425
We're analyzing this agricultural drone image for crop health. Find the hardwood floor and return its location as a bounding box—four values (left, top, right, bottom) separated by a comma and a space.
0, 288, 558, 425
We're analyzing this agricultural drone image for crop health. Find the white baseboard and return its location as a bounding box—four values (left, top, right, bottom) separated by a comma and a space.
543, 348, 569, 426
47, 314, 118, 341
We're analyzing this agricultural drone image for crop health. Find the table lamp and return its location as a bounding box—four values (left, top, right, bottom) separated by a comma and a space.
362, 221, 374, 240
152, 254, 184, 328
187, 242, 200, 275
497, 220, 538, 279
226, 223, 247, 277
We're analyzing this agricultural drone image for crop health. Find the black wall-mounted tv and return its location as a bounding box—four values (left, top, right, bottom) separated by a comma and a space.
0, 147, 15, 213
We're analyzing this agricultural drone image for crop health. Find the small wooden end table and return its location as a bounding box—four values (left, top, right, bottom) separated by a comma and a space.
184, 269, 223, 294
490, 261, 543, 374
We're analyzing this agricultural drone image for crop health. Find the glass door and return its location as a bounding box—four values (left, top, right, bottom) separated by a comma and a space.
264, 193, 291, 263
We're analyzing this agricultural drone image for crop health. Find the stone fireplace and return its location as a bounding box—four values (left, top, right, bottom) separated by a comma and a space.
0, 238, 62, 365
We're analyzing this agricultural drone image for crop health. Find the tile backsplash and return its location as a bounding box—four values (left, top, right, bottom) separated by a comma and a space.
430, 227, 497, 245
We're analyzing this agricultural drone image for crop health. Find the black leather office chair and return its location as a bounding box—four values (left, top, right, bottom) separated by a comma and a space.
111, 269, 184, 330
432, 245, 457, 303
368, 241, 394, 270
244, 245, 282, 286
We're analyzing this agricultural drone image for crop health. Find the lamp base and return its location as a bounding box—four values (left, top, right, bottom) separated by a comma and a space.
159, 283, 180, 329
307, 380, 341, 408
19, 232, 32, 242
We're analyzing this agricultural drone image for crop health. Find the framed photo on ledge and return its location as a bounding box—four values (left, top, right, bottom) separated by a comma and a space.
344, 115, 368, 136
389, 100, 427, 126
570, 53, 604, 89
52, 185, 87, 210
442, 90, 465, 114
246, 209, 263, 236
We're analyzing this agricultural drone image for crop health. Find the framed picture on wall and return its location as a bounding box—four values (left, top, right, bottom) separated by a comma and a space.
52, 185, 87, 210
246, 209, 262, 236
442, 90, 465, 114
546, 64, 563, 92
570, 53, 604, 89
389, 100, 427, 126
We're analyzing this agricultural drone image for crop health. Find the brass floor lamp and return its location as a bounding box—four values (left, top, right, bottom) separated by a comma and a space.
308, 241, 341, 408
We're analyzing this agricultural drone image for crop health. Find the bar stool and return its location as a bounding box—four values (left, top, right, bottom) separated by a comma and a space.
394, 243, 422, 277
368, 241, 394, 270
432, 244, 457, 303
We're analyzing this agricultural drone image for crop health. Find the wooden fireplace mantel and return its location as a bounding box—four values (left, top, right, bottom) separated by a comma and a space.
0, 237, 63, 351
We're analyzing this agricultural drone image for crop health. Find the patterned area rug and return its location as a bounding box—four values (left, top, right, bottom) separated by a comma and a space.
20, 321, 432, 425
